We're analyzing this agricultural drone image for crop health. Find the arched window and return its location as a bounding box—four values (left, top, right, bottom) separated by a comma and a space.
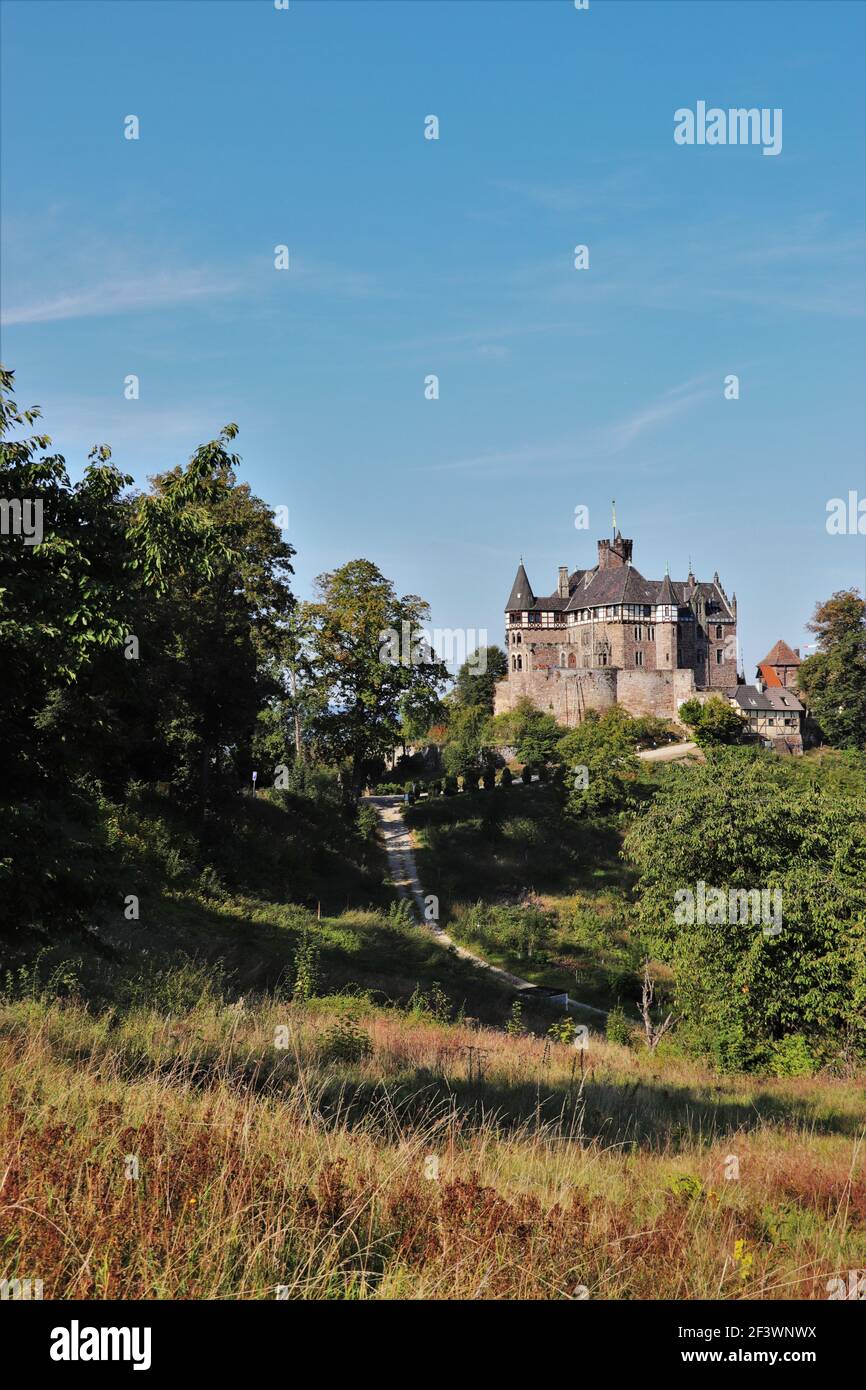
517, 655, 522, 671
716, 625, 723, 639
568, 652, 576, 668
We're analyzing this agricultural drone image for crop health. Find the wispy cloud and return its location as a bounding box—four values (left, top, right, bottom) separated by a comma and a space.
1, 252, 380, 328
427, 376, 716, 476
604, 378, 714, 452
1, 269, 244, 327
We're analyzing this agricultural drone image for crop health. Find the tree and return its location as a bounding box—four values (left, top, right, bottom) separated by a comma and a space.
678, 695, 746, 747
453, 645, 508, 711
120, 432, 296, 803
557, 707, 641, 814
489, 697, 563, 768
0, 367, 134, 796
623, 750, 866, 1069
798, 589, 866, 749
442, 703, 495, 778
304, 559, 447, 786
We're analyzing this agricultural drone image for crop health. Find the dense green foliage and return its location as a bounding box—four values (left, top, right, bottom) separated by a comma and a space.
678, 695, 746, 747
798, 589, 866, 749
624, 749, 866, 1070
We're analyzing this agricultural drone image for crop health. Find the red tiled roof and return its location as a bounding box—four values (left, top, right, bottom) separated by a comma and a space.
757, 662, 782, 687
761, 639, 801, 667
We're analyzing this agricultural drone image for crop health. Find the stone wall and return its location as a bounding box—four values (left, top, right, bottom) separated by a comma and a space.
493, 664, 697, 727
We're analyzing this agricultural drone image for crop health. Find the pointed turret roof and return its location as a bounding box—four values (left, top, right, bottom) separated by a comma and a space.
505, 561, 534, 611
656, 571, 677, 605
761, 639, 801, 667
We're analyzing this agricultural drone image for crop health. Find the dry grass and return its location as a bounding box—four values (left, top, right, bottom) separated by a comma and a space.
2, 995, 864, 1300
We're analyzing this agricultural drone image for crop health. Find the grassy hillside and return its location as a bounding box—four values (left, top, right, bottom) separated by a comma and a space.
2, 988, 863, 1300
1, 780, 534, 1028
405, 780, 643, 1015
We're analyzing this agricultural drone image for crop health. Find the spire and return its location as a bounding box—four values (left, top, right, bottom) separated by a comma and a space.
656, 571, 677, 606
611, 498, 620, 539
505, 560, 534, 611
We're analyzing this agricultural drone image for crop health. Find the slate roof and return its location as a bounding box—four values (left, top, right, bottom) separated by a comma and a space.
505, 562, 534, 610
656, 572, 677, 605
726, 685, 803, 714
505, 554, 736, 619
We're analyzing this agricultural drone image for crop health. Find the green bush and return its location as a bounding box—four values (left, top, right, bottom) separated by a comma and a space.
292, 929, 321, 1003
605, 1005, 633, 1047
548, 1015, 577, 1045
770, 1034, 818, 1078
320, 1015, 373, 1064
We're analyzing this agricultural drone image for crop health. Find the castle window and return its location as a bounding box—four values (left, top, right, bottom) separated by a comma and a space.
635, 651, 644, 667
527, 611, 540, 625
648, 626, 655, 640
716, 625, 723, 638
634, 626, 643, 641
643, 606, 652, 618
516, 633, 522, 645
716, 649, 723, 664
517, 655, 522, 671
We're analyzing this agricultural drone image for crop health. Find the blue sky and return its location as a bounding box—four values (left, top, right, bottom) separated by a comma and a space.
2, 0, 865, 674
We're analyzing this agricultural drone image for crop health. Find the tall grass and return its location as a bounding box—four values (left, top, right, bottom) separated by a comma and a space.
2, 993, 863, 1300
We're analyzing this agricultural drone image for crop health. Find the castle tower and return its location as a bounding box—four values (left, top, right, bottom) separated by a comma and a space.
654, 569, 678, 670
596, 531, 633, 571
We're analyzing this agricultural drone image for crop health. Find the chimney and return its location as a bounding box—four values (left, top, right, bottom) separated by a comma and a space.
794, 647, 800, 658
558, 566, 569, 598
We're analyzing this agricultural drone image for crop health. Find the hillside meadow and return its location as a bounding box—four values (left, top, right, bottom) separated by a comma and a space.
2, 986, 864, 1301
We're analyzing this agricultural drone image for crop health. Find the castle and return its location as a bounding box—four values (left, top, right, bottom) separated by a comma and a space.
493, 519, 739, 725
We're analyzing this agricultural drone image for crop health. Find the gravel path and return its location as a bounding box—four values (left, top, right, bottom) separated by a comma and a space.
367, 795, 608, 1017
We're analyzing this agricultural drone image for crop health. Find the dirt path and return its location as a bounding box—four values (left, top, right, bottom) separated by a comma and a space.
367, 795, 607, 1018
637, 740, 699, 762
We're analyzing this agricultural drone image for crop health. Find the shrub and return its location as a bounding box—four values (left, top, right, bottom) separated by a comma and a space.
505, 999, 524, 1037
548, 1015, 577, 1045
770, 1033, 818, 1078
500, 767, 513, 787
356, 802, 380, 840
481, 768, 496, 790
605, 1005, 633, 1047
320, 1016, 373, 1064
407, 981, 453, 1023
521, 765, 532, 784
292, 929, 321, 1003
